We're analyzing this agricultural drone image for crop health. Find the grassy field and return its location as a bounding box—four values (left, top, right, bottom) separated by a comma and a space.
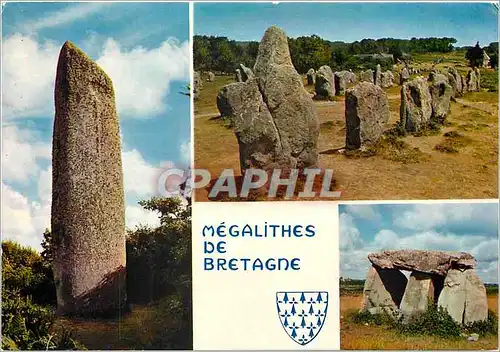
340, 293, 499, 350
194, 57, 498, 201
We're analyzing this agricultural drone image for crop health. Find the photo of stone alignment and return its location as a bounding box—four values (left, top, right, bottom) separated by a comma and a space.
193, 2, 498, 201
2, 3, 191, 350
339, 202, 498, 350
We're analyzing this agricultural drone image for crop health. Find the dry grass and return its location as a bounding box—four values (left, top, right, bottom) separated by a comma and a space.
194, 70, 498, 201
340, 293, 499, 350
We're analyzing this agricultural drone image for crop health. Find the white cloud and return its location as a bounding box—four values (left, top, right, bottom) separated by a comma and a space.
21, 3, 112, 32
339, 213, 362, 250
179, 139, 191, 166
2, 125, 51, 183
2, 34, 189, 119
125, 205, 161, 231
345, 204, 381, 221
97, 38, 189, 117
122, 149, 161, 199
2, 35, 59, 118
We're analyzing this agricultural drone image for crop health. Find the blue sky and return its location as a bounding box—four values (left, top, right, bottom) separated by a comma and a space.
339, 202, 499, 283
195, 2, 498, 47
2, 2, 190, 250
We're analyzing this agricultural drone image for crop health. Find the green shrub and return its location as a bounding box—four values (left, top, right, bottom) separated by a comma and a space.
463, 310, 499, 336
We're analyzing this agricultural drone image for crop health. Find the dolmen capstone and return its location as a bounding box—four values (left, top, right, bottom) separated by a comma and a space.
345, 82, 390, 150
315, 65, 335, 98
307, 68, 315, 85
362, 250, 488, 324
216, 26, 319, 173
52, 41, 126, 316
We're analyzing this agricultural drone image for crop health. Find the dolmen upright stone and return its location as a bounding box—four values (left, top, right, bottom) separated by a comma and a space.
362, 266, 408, 314
430, 78, 452, 124
345, 82, 390, 150
219, 26, 319, 173
438, 268, 488, 324
315, 65, 335, 98
306, 68, 315, 85
240, 63, 254, 82
52, 41, 126, 316
380, 71, 395, 88
360, 69, 374, 84
400, 77, 432, 132
363, 250, 487, 325
374, 64, 382, 86
400, 67, 410, 84
235, 68, 242, 82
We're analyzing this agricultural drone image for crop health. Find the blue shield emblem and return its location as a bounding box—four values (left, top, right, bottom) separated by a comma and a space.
276, 291, 328, 346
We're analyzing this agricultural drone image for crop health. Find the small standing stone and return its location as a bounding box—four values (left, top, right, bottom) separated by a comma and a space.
207, 71, 215, 82
315, 65, 335, 98
400, 77, 432, 132
306, 68, 315, 85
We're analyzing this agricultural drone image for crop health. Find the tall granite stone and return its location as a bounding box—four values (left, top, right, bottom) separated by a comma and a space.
374, 64, 382, 86
446, 67, 463, 97
235, 68, 243, 82
400, 67, 410, 85
360, 69, 374, 84
222, 27, 319, 172
345, 82, 390, 150
430, 79, 452, 124
362, 266, 408, 314
400, 77, 432, 132
194, 71, 202, 100
466, 69, 479, 92
306, 68, 315, 85
380, 71, 395, 88
52, 41, 126, 316
464, 269, 488, 324
240, 63, 254, 82
315, 65, 335, 98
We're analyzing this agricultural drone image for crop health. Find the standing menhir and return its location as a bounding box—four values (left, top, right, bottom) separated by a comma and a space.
400, 77, 432, 132
306, 68, 315, 85
52, 41, 126, 316
345, 82, 390, 150
360, 69, 374, 84
235, 68, 242, 82
399, 67, 410, 85
374, 64, 382, 86
430, 79, 452, 124
239, 63, 254, 82
315, 65, 335, 98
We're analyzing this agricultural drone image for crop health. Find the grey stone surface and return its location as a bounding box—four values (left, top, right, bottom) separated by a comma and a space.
315, 65, 335, 98
368, 250, 477, 276
380, 71, 395, 88
400, 67, 410, 84
345, 82, 390, 150
306, 68, 315, 85
400, 272, 438, 319
207, 71, 215, 82
464, 269, 488, 324
400, 77, 432, 132
430, 80, 452, 124
194, 71, 202, 100
52, 41, 126, 316
235, 68, 242, 82
360, 69, 374, 84
362, 266, 408, 314
374, 64, 382, 86
240, 63, 255, 82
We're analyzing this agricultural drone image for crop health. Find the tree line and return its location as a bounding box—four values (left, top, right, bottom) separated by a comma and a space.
194, 34, 499, 74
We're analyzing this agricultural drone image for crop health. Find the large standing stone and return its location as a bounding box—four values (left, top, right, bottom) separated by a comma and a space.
52, 41, 126, 316
400, 272, 440, 319
306, 68, 315, 85
380, 71, 395, 88
224, 26, 319, 172
400, 67, 410, 85
400, 77, 432, 132
430, 79, 452, 124
235, 68, 242, 82
345, 82, 390, 150
368, 250, 477, 276
446, 67, 463, 97
216, 83, 244, 118
315, 65, 335, 98
464, 269, 488, 324
374, 64, 382, 86
360, 69, 374, 83
362, 266, 408, 314
207, 71, 215, 82
240, 63, 254, 82
194, 71, 202, 100
474, 67, 481, 90
438, 269, 487, 324
428, 71, 449, 84
466, 69, 479, 92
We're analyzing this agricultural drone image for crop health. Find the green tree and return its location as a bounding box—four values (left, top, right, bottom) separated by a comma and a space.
466, 41, 484, 68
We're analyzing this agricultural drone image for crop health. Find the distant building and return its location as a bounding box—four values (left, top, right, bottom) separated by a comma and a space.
355, 53, 395, 62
